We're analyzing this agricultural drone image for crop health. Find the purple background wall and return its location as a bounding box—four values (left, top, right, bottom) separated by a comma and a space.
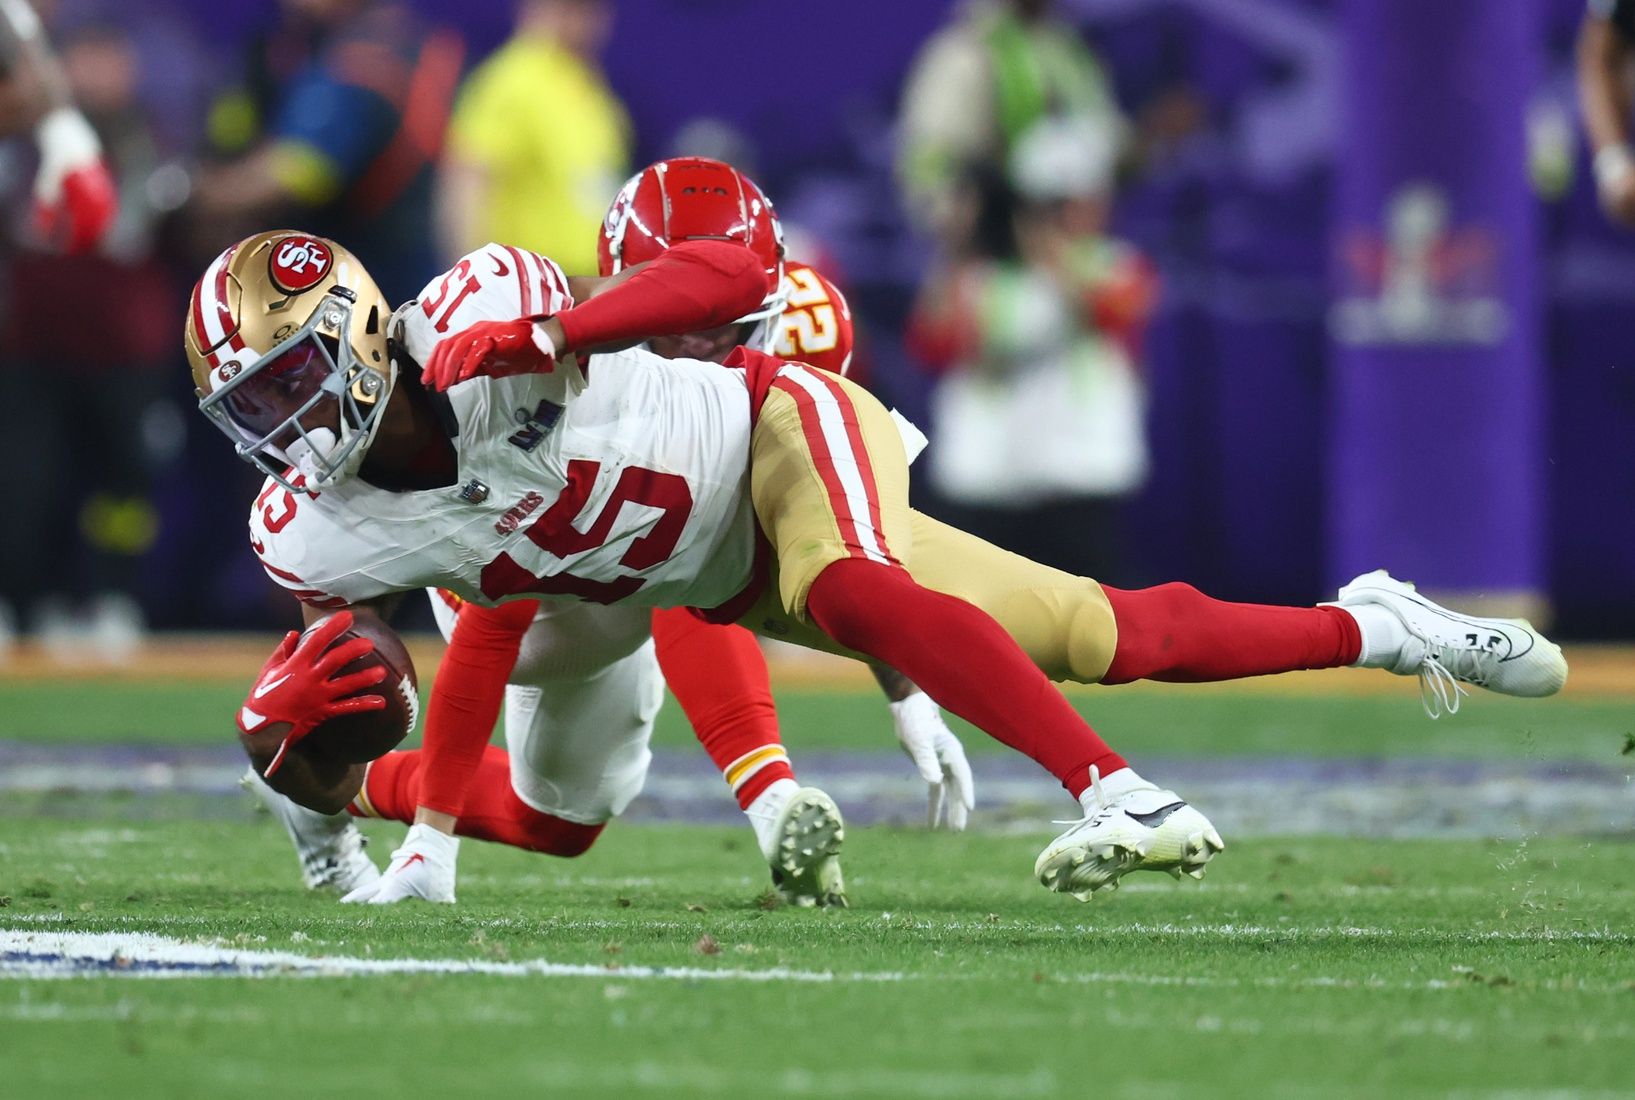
129, 0, 1635, 634
1328, 0, 1545, 597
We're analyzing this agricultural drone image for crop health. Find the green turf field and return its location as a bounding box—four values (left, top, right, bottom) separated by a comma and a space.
2, 821, 1631, 1098
3, 681, 1633, 1098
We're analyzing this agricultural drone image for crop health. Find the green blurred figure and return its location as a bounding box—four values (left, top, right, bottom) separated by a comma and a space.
896, 0, 1125, 246
437, 0, 628, 271
908, 116, 1156, 582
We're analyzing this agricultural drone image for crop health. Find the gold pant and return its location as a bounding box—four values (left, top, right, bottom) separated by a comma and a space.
743, 366, 1118, 684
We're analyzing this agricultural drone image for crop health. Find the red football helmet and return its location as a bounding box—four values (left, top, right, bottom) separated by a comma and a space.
599, 157, 788, 351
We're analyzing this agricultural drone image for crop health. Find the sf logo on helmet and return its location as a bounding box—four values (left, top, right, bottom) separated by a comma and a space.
268, 236, 334, 293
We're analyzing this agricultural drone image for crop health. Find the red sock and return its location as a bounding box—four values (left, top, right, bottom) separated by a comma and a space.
351, 745, 604, 857
652, 608, 794, 809
349, 747, 417, 822
1101, 583, 1361, 685
805, 558, 1124, 797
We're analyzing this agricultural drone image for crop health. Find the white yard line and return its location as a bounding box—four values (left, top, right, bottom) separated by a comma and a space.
0, 928, 904, 984
5, 920, 1628, 996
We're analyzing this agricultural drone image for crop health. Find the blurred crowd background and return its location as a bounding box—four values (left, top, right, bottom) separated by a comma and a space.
1, 0, 1631, 655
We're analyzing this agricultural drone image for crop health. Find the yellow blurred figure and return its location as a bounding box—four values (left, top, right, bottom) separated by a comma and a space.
439, 0, 629, 271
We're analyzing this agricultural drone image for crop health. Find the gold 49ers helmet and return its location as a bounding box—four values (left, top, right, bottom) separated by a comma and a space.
184, 231, 396, 492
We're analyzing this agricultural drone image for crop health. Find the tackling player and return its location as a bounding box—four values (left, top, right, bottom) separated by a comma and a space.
191, 226, 1567, 903
322, 160, 973, 908
608, 161, 973, 849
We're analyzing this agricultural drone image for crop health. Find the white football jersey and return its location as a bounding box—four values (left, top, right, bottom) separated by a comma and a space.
249, 243, 760, 613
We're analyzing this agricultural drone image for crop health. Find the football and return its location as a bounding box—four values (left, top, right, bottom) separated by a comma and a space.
297, 609, 419, 764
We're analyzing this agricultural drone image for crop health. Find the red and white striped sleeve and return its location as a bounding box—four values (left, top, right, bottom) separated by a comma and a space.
399, 244, 578, 395
190, 241, 253, 381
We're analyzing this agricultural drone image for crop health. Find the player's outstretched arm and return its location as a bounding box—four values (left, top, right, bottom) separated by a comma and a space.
869, 664, 975, 831
422, 240, 766, 390
555, 238, 768, 354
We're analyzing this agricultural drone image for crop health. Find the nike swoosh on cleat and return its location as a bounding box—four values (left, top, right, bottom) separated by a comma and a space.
1126, 801, 1187, 828
253, 674, 291, 699
399, 854, 425, 870
1366, 586, 1536, 663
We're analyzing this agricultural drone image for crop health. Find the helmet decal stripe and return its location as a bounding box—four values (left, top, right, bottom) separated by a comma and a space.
192, 242, 245, 367
215, 245, 246, 354
190, 279, 218, 367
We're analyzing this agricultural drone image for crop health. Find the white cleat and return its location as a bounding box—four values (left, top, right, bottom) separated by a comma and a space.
241, 768, 380, 895
749, 782, 848, 908
1034, 767, 1224, 901
1331, 569, 1568, 716
342, 823, 458, 904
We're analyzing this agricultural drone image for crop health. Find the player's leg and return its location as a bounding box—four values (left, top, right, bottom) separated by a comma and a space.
349, 743, 605, 855
349, 637, 664, 903
1100, 583, 1359, 683
750, 367, 1128, 797
651, 608, 846, 907
497, 639, 663, 828
652, 610, 791, 807
748, 369, 1562, 898
747, 367, 1217, 898
346, 601, 656, 902
906, 516, 1565, 708
410, 591, 539, 821
899, 514, 1355, 683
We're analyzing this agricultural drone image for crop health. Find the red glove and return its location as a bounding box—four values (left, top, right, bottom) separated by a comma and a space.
422, 318, 555, 392
32, 109, 118, 255
237, 611, 387, 777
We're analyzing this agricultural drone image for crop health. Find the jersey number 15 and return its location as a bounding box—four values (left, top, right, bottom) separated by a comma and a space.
479, 460, 693, 604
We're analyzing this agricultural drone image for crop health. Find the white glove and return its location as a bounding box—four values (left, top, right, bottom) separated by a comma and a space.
341, 823, 458, 904
889, 691, 975, 831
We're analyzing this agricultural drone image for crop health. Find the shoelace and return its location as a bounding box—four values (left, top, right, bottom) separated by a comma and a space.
1414, 637, 1498, 719
1052, 765, 1113, 827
